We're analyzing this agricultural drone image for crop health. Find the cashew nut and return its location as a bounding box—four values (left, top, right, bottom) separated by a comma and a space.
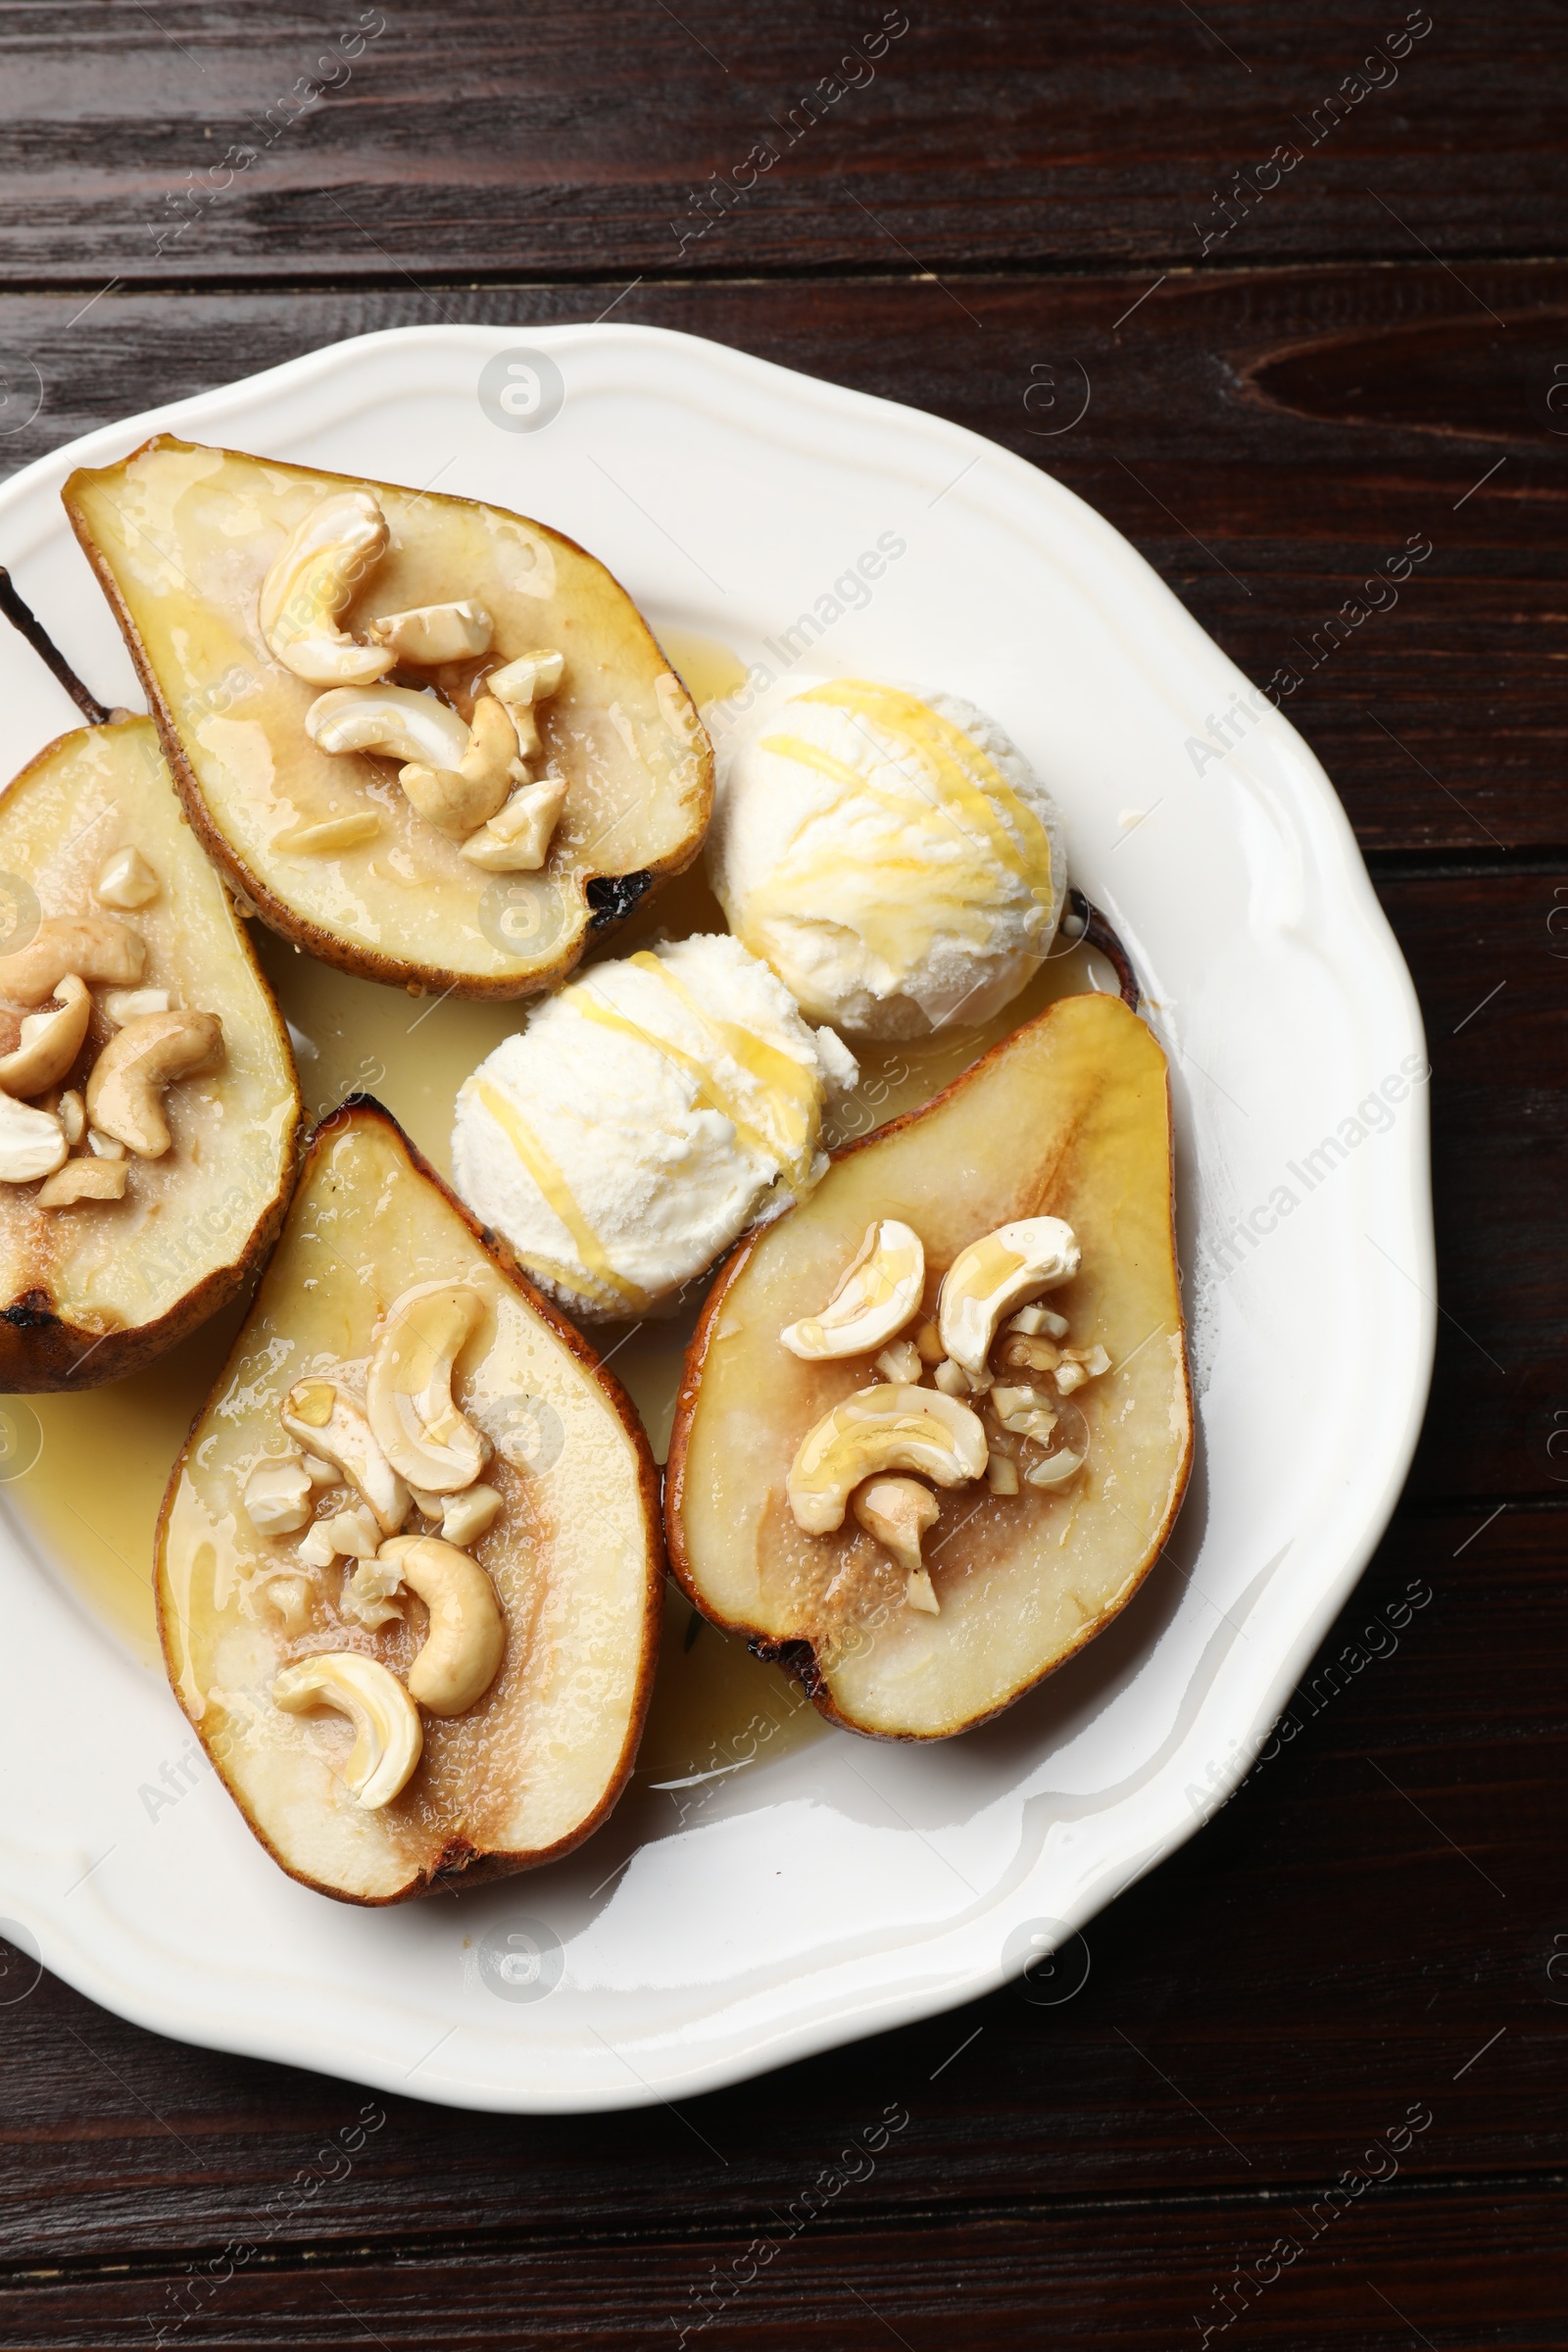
280, 1379, 409, 1535
36, 1156, 125, 1207
989, 1384, 1058, 1446
58, 1090, 84, 1146
0, 974, 91, 1099
305, 681, 470, 768
271, 1651, 422, 1808
786, 1384, 988, 1537
299, 1501, 384, 1567
781, 1220, 925, 1361
259, 492, 395, 686
853, 1474, 939, 1581
378, 1533, 506, 1717
874, 1338, 924, 1385
0, 1094, 67, 1185
272, 812, 382, 856
937, 1216, 1081, 1376
0, 915, 144, 1006
94, 847, 159, 910
367, 601, 494, 664
260, 1572, 314, 1635
87, 1129, 125, 1159
398, 696, 521, 837
341, 1559, 407, 1630
85, 1009, 222, 1158
101, 987, 172, 1026
1007, 1303, 1068, 1341
459, 774, 566, 870
986, 1453, 1019, 1495
487, 649, 564, 760
366, 1283, 488, 1494
438, 1484, 502, 1546
242, 1456, 314, 1537
1024, 1447, 1084, 1488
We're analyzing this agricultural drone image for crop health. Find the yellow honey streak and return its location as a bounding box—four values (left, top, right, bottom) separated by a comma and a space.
800, 678, 1057, 902
471, 1079, 645, 1312
626, 953, 822, 1190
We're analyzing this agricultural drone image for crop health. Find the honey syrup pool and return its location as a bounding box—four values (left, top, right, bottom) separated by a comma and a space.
1, 630, 1104, 1791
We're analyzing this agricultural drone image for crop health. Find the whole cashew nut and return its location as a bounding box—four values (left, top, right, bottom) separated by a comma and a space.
271, 1651, 422, 1808
0, 916, 144, 1007
0, 973, 92, 1099
259, 492, 395, 687
85, 1009, 222, 1158
378, 1534, 505, 1717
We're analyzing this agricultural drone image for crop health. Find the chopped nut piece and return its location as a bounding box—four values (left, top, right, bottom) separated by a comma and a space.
299, 1500, 383, 1565
261, 1572, 313, 1635
1025, 1448, 1084, 1488
0, 1094, 67, 1185
440, 1483, 502, 1546
933, 1357, 968, 1396
906, 1566, 941, 1614
986, 1454, 1019, 1496
341, 1559, 406, 1631
94, 847, 160, 910
243, 1456, 314, 1537
272, 813, 382, 856
487, 648, 565, 760
1054, 1362, 1089, 1396
281, 1380, 409, 1534
459, 774, 567, 871
1063, 1344, 1110, 1378
913, 1320, 945, 1364
101, 987, 172, 1026
781, 1219, 925, 1362
853, 1474, 939, 1580
1001, 1334, 1060, 1375
58, 1090, 84, 1146
1007, 1304, 1068, 1340
271, 1650, 422, 1809
36, 1156, 126, 1207
87, 1128, 126, 1159
367, 600, 493, 665
874, 1338, 923, 1385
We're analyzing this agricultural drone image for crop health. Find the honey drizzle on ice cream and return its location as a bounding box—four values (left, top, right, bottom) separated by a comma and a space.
742, 681, 1057, 992
469, 1078, 646, 1313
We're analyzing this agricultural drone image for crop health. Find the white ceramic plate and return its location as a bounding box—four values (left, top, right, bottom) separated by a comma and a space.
0, 324, 1432, 2111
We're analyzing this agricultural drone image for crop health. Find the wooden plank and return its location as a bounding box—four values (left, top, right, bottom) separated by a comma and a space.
0, 2193, 1561, 2345
0, 2, 1551, 282
1, 266, 1563, 853
0, 1504, 1557, 2266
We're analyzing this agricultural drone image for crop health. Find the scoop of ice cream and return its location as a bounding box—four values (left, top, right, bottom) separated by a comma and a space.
451, 934, 858, 1320
708, 677, 1067, 1038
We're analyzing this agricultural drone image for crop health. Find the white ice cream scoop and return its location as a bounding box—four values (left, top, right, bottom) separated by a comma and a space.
707, 676, 1067, 1039
451, 933, 858, 1320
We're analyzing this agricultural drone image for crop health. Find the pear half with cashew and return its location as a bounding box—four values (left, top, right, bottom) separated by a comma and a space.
65, 436, 712, 999
157, 1101, 662, 1905
0, 719, 298, 1389
666, 990, 1191, 1740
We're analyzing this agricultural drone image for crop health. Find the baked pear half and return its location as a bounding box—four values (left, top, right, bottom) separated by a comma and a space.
0, 718, 298, 1389
158, 1101, 662, 1904
666, 991, 1192, 1740
65, 436, 712, 999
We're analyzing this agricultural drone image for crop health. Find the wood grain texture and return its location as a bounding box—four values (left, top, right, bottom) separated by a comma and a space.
0, 1509, 1556, 2312
2, 264, 1565, 856
0, 1, 1556, 283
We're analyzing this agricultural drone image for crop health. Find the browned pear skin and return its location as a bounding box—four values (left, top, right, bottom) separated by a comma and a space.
157, 1102, 663, 1906
64, 436, 713, 1000
666, 991, 1193, 1740
0, 719, 299, 1390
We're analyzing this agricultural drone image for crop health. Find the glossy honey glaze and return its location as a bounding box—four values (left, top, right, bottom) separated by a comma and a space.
3, 630, 1105, 1786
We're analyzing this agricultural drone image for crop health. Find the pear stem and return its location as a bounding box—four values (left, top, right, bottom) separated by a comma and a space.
0, 567, 112, 727
1069, 889, 1141, 1010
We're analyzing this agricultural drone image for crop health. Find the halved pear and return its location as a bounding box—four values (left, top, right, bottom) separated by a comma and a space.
157, 1102, 662, 1904
0, 719, 298, 1389
665, 991, 1192, 1740
64, 436, 712, 999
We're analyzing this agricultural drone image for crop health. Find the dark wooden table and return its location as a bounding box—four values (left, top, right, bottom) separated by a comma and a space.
0, 5, 1562, 2342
